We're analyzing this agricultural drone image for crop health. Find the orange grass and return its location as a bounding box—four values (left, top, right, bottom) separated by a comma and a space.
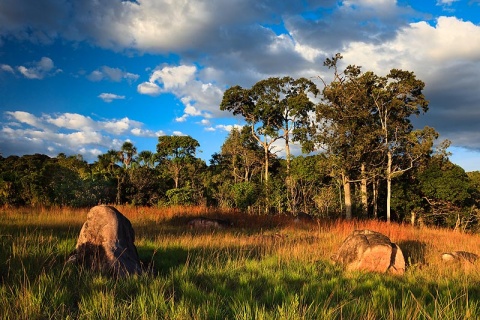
2, 205, 480, 275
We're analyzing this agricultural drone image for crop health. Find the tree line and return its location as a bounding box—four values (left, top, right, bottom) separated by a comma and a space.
1, 54, 479, 230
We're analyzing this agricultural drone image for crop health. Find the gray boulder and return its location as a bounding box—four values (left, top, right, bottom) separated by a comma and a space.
68, 205, 142, 277
332, 229, 405, 275
442, 251, 478, 264
187, 217, 233, 229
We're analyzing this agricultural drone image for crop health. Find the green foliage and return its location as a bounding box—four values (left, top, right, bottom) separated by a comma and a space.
157, 135, 200, 189
231, 182, 258, 211
419, 161, 472, 205
166, 186, 196, 206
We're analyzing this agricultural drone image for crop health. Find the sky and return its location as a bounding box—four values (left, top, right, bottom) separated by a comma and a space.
0, 0, 479, 171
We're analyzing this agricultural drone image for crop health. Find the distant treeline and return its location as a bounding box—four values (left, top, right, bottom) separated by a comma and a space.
1, 144, 479, 231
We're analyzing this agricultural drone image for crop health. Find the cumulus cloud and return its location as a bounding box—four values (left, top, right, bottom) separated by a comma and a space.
130, 128, 163, 137
16, 57, 61, 79
137, 81, 161, 96
87, 66, 139, 82
98, 93, 126, 103
214, 124, 243, 132
1, 64, 15, 73
138, 64, 225, 120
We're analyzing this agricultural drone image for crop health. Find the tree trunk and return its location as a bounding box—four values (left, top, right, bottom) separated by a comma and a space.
373, 178, 378, 219
361, 163, 368, 216
264, 145, 269, 183
174, 164, 180, 189
116, 173, 124, 205
386, 151, 392, 223
343, 173, 352, 220
285, 134, 291, 176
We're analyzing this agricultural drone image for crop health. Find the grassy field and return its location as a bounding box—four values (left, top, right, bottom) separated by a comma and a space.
1, 206, 480, 319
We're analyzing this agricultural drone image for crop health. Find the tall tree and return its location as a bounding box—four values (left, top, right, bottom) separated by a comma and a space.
370, 69, 435, 222
118, 141, 137, 169
220, 127, 263, 183
137, 150, 157, 168
220, 77, 318, 183
156, 135, 200, 189
311, 54, 379, 219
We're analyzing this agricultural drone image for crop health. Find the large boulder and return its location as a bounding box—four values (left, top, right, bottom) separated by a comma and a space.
332, 230, 405, 275
68, 205, 142, 277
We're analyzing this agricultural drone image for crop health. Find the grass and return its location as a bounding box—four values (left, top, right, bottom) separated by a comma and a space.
1, 206, 480, 319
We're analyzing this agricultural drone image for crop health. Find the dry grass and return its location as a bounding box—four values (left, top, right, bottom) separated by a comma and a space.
3, 205, 479, 271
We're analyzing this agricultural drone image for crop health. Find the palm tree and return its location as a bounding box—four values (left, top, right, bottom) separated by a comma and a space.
137, 150, 156, 168
118, 142, 137, 169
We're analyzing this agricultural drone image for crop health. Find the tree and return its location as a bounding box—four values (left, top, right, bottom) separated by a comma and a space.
137, 150, 157, 168
118, 141, 137, 169
221, 77, 318, 182
156, 135, 200, 189
220, 84, 279, 184
311, 54, 379, 219
417, 157, 475, 229
220, 127, 263, 183
370, 69, 435, 222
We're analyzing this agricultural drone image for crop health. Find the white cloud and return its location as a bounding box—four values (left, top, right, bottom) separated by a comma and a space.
137, 81, 161, 96
87, 70, 103, 81
17, 57, 60, 79
436, 0, 459, 5
5, 111, 44, 128
103, 117, 139, 135
1, 64, 15, 73
200, 119, 211, 126
215, 124, 243, 132
175, 115, 188, 122
149, 65, 196, 89
98, 93, 126, 103
130, 127, 160, 137
88, 66, 139, 82
138, 64, 225, 120
46, 113, 96, 131
294, 42, 323, 63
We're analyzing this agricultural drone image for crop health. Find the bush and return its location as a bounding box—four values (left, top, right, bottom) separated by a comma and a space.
166, 187, 196, 206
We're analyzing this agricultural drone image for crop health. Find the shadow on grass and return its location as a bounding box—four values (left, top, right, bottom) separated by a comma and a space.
398, 240, 428, 267
137, 245, 189, 276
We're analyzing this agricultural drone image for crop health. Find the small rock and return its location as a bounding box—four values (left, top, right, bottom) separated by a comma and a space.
187, 217, 233, 229
442, 251, 478, 264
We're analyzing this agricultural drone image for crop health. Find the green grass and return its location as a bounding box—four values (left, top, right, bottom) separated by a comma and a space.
1, 207, 480, 319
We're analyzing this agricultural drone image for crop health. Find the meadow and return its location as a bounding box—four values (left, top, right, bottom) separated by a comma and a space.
1, 206, 480, 319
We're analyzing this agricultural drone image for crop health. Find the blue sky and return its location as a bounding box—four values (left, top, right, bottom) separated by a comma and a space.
0, 0, 479, 171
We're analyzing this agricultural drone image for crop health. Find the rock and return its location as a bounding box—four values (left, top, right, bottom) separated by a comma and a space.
68, 205, 142, 277
187, 217, 233, 229
294, 212, 314, 223
442, 251, 478, 264
332, 229, 405, 275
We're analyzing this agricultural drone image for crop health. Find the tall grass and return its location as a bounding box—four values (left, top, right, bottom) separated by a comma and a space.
1, 206, 480, 319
